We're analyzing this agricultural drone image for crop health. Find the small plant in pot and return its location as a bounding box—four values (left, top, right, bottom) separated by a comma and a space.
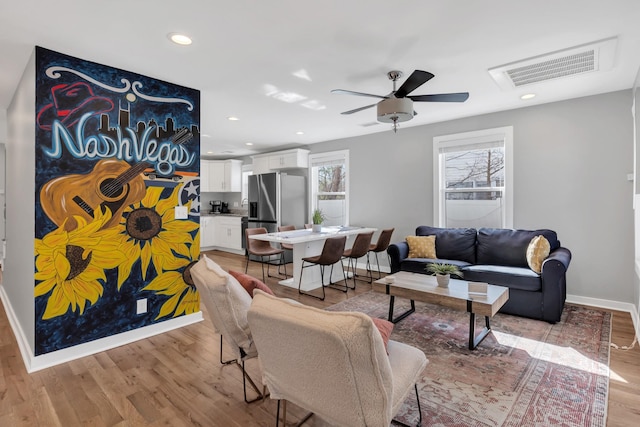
426, 263, 463, 288
311, 209, 326, 232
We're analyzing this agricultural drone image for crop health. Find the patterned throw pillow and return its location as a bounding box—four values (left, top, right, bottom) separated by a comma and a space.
526, 235, 551, 273
406, 235, 437, 258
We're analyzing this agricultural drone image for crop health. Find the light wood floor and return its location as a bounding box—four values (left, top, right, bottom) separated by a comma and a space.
0, 250, 639, 426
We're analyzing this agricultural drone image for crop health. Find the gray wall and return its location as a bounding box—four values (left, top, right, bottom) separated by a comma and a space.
310, 90, 634, 304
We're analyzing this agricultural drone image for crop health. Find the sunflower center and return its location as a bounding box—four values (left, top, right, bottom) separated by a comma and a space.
183, 261, 197, 289
66, 245, 92, 280
126, 208, 162, 240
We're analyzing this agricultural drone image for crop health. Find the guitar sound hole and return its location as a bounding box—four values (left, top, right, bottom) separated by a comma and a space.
99, 178, 124, 198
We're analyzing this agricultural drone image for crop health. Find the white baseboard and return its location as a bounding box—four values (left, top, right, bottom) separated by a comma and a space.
0, 284, 203, 373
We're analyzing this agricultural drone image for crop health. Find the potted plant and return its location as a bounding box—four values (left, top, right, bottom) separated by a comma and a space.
311, 208, 326, 232
426, 263, 463, 288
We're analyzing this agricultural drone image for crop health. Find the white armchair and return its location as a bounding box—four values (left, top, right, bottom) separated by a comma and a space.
189, 254, 266, 403
247, 289, 428, 427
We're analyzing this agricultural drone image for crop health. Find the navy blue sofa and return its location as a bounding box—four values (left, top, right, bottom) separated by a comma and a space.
387, 226, 572, 323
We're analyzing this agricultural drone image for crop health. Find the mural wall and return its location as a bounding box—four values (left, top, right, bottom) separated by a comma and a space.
34, 47, 201, 355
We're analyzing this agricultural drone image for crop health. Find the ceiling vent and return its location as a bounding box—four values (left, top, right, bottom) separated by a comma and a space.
488, 37, 617, 90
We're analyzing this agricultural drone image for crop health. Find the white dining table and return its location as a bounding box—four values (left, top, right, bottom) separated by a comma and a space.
249, 226, 377, 291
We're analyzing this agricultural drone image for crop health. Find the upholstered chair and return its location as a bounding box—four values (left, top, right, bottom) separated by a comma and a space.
247, 290, 428, 427
245, 227, 286, 282
189, 254, 266, 403
277, 224, 296, 277
298, 235, 348, 300
342, 231, 374, 288
367, 228, 395, 280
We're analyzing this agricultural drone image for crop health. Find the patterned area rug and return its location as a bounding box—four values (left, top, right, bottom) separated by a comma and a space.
327, 292, 611, 427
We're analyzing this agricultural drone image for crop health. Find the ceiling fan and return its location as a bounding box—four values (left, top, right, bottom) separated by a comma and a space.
331, 70, 469, 132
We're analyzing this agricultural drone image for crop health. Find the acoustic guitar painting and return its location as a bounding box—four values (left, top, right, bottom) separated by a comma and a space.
40, 128, 193, 231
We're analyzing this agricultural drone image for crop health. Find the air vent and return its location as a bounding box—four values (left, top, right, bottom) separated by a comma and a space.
488, 37, 617, 90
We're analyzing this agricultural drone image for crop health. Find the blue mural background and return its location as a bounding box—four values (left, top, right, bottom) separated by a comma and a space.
34, 47, 201, 355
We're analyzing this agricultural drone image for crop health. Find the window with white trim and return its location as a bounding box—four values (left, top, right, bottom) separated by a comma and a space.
309, 150, 349, 226
433, 126, 513, 228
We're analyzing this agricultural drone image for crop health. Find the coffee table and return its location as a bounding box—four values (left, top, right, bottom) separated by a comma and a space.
372, 271, 509, 350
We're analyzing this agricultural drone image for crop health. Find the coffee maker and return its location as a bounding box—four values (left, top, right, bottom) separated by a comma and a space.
210, 200, 222, 213
220, 202, 230, 213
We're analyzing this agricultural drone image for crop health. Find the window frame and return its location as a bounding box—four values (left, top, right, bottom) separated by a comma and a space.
433, 126, 513, 229
308, 149, 350, 226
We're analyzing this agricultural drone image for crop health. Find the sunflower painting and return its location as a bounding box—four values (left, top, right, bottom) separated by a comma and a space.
34, 47, 201, 355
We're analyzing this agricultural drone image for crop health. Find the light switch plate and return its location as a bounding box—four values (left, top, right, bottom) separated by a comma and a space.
175, 206, 188, 219
137, 298, 147, 314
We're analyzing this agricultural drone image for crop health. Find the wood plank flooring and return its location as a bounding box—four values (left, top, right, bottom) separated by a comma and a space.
0, 250, 639, 426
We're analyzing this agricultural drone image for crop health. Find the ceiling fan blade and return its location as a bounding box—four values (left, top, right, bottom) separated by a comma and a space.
331, 89, 388, 99
340, 103, 378, 115
409, 92, 470, 103
394, 70, 434, 98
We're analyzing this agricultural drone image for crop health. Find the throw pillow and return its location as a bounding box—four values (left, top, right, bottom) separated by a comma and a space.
526, 235, 551, 273
406, 235, 437, 258
370, 316, 394, 354
228, 270, 275, 298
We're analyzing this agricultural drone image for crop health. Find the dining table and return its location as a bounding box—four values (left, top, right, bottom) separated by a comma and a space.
248, 226, 377, 291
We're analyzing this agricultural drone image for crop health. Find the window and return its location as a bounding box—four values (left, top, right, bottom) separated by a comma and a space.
309, 150, 349, 226
433, 126, 513, 228
240, 164, 252, 207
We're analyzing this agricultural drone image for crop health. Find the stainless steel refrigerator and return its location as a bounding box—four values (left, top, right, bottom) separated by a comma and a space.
247, 172, 307, 259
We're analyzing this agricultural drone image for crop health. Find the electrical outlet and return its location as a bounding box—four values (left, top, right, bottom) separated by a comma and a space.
137, 298, 147, 314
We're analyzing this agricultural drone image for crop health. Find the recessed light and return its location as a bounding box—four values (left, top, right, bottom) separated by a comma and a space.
227, 116, 240, 121
168, 33, 192, 46
206, 151, 214, 154
295, 131, 304, 135
520, 93, 536, 100
245, 142, 254, 146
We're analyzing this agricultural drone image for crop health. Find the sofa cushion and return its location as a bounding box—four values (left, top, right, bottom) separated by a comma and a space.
526, 236, 550, 273
400, 258, 471, 274
406, 235, 436, 258
476, 228, 559, 267
415, 226, 477, 264
461, 264, 541, 291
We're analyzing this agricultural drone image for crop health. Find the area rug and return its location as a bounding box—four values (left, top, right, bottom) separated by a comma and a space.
327, 292, 611, 427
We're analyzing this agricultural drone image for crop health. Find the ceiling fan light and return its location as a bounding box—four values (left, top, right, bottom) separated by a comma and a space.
377, 97, 414, 123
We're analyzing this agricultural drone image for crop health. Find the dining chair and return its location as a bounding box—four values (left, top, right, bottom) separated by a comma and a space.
298, 235, 347, 300
189, 254, 267, 404
277, 225, 296, 277
367, 228, 395, 280
342, 231, 374, 288
245, 227, 286, 282
247, 289, 428, 427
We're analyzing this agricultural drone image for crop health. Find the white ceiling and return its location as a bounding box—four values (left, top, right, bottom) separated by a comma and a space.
1, 0, 640, 158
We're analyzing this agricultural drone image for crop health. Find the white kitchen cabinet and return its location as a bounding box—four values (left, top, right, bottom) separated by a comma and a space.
251, 155, 271, 175
201, 159, 243, 192
200, 216, 215, 247
268, 149, 309, 170
213, 216, 243, 251
251, 148, 309, 173
199, 160, 211, 192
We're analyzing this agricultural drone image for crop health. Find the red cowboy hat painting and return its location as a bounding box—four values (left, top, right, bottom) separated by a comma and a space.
37, 81, 114, 130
